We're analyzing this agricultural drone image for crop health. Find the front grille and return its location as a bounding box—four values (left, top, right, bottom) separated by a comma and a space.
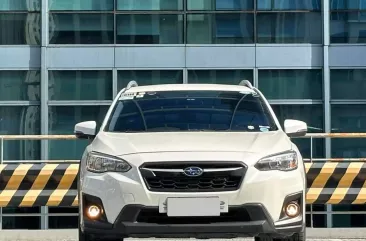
139, 162, 246, 192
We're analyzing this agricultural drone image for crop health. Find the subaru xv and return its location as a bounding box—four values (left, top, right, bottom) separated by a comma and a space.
75, 80, 307, 241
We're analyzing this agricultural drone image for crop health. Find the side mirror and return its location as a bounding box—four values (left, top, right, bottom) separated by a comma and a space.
74, 121, 97, 139
284, 119, 307, 137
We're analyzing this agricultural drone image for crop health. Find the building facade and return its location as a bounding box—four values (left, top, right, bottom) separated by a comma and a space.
0, 0, 365, 229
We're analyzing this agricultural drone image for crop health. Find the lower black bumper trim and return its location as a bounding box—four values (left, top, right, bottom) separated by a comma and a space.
83, 203, 304, 239
84, 222, 302, 239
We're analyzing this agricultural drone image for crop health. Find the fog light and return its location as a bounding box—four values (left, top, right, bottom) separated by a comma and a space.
285, 201, 300, 218
87, 205, 101, 219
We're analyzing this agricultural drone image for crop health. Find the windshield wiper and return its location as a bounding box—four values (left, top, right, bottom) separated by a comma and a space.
229, 94, 249, 129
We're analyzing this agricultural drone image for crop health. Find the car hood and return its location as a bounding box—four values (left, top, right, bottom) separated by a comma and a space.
90, 131, 293, 157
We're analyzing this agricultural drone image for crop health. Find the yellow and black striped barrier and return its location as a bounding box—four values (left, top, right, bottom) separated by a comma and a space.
0, 163, 78, 207
1, 162, 366, 207
305, 162, 366, 204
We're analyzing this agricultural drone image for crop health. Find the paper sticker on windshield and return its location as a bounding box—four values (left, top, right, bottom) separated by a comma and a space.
136, 92, 145, 98
259, 125, 270, 129
120, 96, 134, 100
119, 92, 136, 100
248, 125, 255, 130
260, 127, 269, 132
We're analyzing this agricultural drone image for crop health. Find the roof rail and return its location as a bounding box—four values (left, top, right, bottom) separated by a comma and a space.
126, 80, 138, 89
239, 80, 254, 89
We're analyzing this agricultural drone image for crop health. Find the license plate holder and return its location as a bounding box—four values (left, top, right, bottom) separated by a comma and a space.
166, 197, 220, 217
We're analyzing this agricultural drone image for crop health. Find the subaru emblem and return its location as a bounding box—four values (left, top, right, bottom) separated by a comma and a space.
183, 167, 203, 177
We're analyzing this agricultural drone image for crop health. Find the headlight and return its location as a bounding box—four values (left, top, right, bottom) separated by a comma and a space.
255, 151, 298, 171
86, 152, 132, 173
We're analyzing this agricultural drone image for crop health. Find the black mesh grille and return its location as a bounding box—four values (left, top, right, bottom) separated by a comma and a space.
140, 162, 246, 192
146, 176, 241, 190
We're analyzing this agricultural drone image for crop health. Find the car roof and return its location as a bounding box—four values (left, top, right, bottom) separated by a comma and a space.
123, 84, 255, 94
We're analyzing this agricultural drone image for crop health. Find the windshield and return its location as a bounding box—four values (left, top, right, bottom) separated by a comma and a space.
105, 90, 278, 133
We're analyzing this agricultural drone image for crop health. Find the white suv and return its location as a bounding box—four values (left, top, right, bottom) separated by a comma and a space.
75, 80, 307, 241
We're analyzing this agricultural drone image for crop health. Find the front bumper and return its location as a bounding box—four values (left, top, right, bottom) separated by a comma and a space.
81, 152, 306, 225
82, 195, 304, 239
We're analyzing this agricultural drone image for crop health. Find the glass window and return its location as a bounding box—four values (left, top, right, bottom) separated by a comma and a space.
49, 216, 78, 229
331, 105, 366, 158
0, 71, 40, 101
117, 70, 183, 90
188, 69, 253, 84
2, 217, 41, 229
117, 0, 183, 10
257, 0, 321, 10
2, 207, 41, 229
271, 105, 324, 158
256, 12, 322, 44
0, 13, 41, 45
258, 69, 322, 100
49, 13, 114, 44
49, 0, 114, 11
3, 207, 40, 214
306, 205, 327, 227
307, 215, 327, 228
116, 14, 183, 44
106, 90, 278, 133
331, 105, 366, 133
331, 0, 366, 10
49, 207, 78, 213
187, 13, 254, 44
48, 106, 109, 160
0, 106, 40, 161
332, 204, 366, 227
332, 214, 366, 227
331, 69, 366, 100
187, 0, 253, 10
48, 207, 79, 229
330, 12, 366, 43
0, 0, 41, 11
49, 70, 112, 101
